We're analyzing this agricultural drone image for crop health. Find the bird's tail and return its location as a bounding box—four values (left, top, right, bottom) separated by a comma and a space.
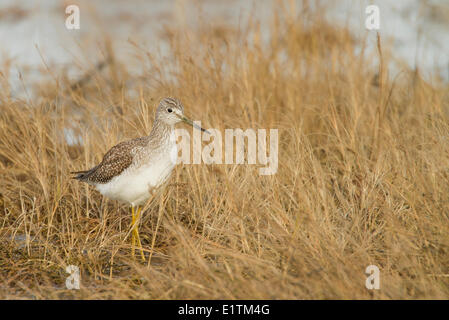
71, 165, 98, 182
70, 170, 90, 180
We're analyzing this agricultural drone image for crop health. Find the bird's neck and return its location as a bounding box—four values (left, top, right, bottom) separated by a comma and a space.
148, 119, 174, 147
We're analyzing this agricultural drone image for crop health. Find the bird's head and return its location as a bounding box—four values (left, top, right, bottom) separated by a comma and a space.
156, 97, 208, 133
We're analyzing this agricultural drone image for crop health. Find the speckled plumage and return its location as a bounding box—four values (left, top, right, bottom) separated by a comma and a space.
72, 97, 186, 206
72, 97, 209, 260
73, 136, 150, 184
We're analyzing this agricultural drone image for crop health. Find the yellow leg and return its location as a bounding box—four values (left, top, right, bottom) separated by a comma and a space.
134, 207, 146, 262
131, 206, 136, 258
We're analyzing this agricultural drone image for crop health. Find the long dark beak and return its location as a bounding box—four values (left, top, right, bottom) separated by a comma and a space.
177, 114, 210, 134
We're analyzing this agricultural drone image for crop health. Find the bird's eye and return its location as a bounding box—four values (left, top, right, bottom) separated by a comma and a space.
167, 108, 173, 113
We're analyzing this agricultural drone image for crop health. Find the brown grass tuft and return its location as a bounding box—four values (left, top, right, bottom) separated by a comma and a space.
0, 3, 448, 299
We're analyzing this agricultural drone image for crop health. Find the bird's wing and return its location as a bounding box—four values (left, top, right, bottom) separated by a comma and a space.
73, 137, 148, 184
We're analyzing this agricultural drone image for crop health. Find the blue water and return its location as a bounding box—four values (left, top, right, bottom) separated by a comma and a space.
0, 0, 447, 100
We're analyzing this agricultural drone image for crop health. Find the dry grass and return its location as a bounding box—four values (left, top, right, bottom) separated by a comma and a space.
0, 2, 448, 299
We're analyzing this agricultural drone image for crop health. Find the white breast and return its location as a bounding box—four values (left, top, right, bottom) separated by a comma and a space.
95, 139, 177, 206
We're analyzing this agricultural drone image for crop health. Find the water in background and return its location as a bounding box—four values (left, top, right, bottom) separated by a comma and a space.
0, 0, 448, 99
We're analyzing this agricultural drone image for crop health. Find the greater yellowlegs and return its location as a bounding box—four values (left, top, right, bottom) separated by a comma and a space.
72, 97, 208, 261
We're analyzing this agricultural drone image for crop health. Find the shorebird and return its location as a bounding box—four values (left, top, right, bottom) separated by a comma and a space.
71, 97, 208, 261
